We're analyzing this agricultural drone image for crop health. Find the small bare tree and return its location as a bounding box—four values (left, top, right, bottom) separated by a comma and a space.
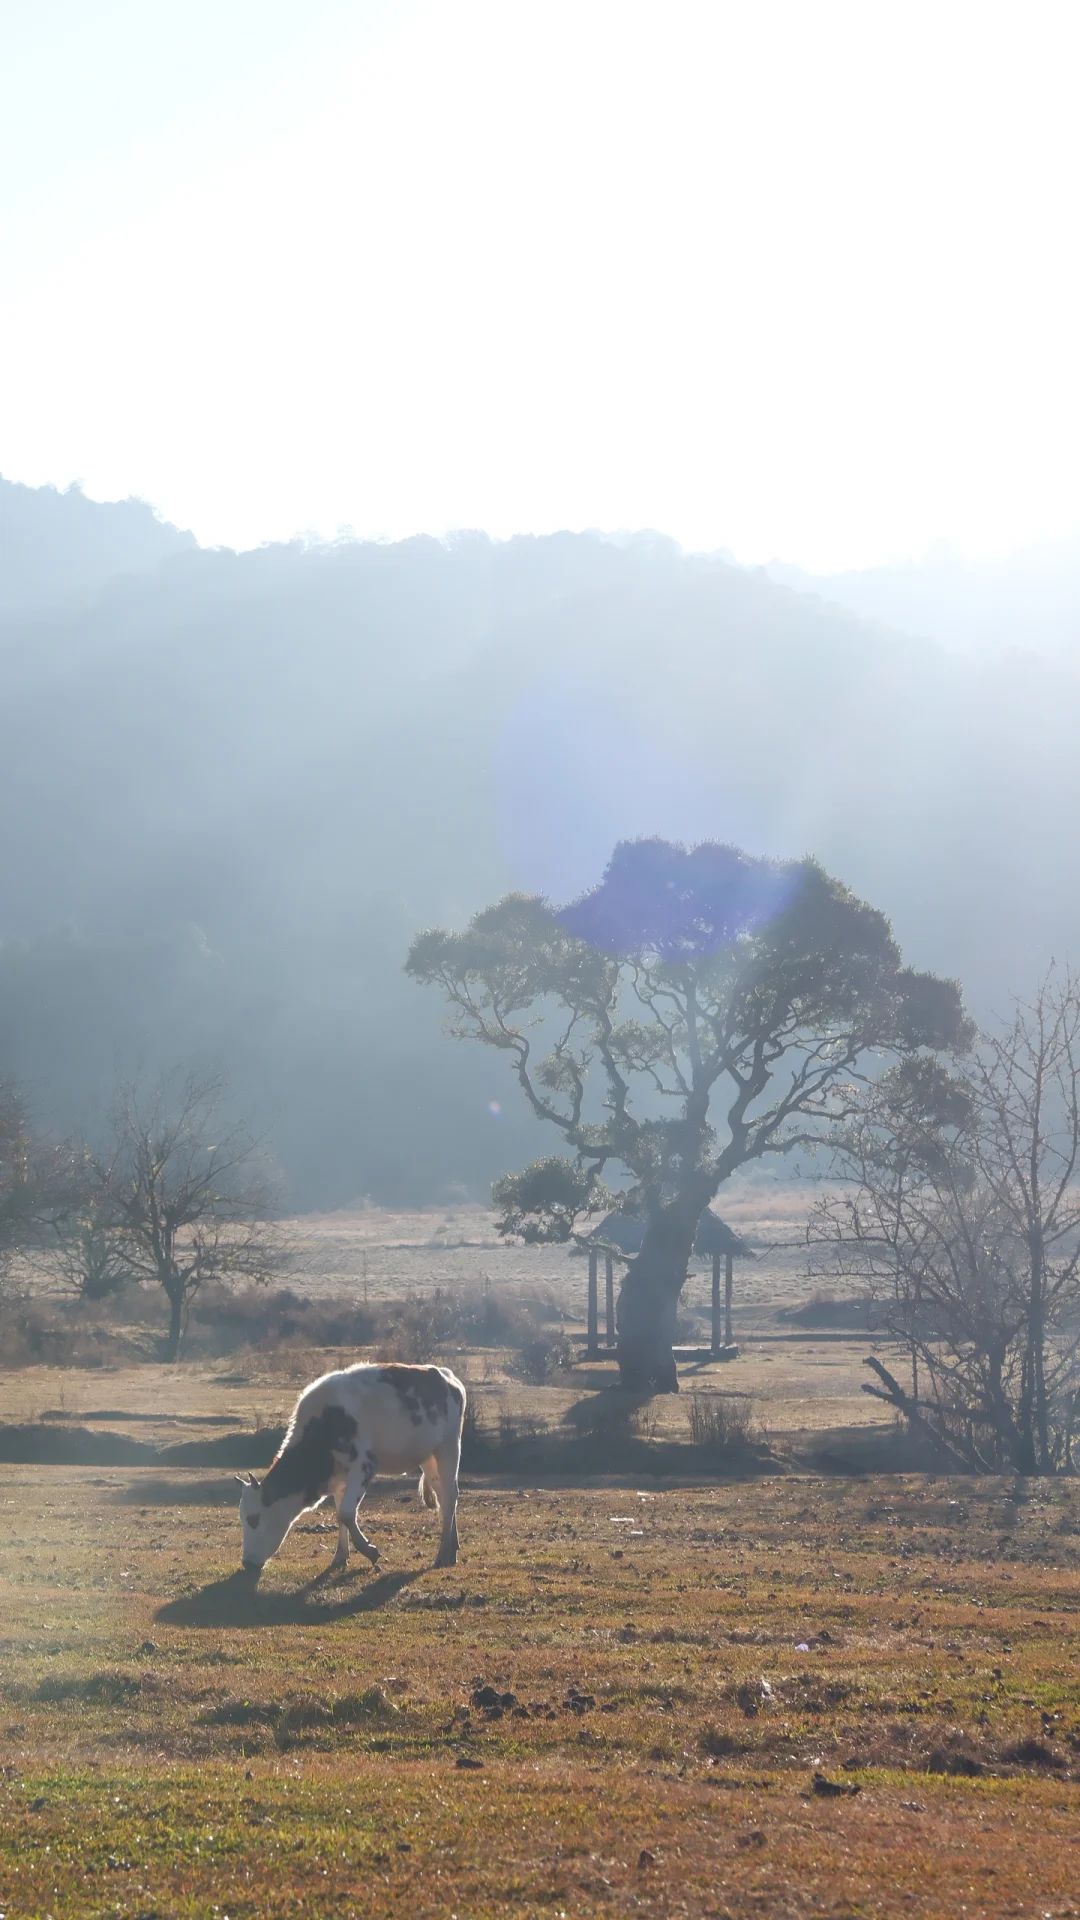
0, 1079, 34, 1305
812, 968, 1080, 1472
89, 1073, 280, 1362
0, 1079, 82, 1303
46, 1209, 137, 1302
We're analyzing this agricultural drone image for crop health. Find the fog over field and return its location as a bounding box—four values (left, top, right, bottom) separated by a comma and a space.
2, 475, 1079, 1207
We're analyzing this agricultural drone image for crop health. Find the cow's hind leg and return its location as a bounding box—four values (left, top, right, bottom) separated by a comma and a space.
340, 1451, 380, 1569
418, 1459, 440, 1510
431, 1437, 460, 1568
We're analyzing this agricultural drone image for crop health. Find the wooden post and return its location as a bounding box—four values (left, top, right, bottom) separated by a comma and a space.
587, 1247, 599, 1356
725, 1250, 734, 1348
605, 1251, 615, 1347
711, 1252, 721, 1356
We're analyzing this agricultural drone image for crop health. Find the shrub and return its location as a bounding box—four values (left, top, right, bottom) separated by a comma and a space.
686, 1391, 756, 1451
630, 1400, 662, 1442
0, 1271, 565, 1370
379, 1284, 561, 1362
332, 1687, 398, 1725
188, 1285, 377, 1357
460, 1394, 543, 1462
778, 1291, 876, 1330
515, 1328, 575, 1384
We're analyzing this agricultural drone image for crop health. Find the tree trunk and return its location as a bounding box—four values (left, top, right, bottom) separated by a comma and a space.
1018, 1225, 1052, 1472
616, 1202, 699, 1392
164, 1288, 184, 1364
586, 1248, 599, 1357
1017, 1330, 1039, 1473
986, 1344, 1021, 1471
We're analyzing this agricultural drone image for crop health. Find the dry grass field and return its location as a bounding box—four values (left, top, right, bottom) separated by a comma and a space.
4, 1197, 1080, 1915
275, 1180, 818, 1325
4, 1466, 1080, 1917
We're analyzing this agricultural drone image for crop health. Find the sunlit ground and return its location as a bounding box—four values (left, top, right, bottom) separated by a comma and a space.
4, 1463, 1080, 1917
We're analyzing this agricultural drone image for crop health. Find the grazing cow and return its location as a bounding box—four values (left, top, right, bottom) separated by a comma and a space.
236, 1362, 465, 1575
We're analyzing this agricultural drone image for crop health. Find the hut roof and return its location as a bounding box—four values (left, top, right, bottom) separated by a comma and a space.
587, 1211, 646, 1254
692, 1209, 755, 1258
587, 1208, 753, 1259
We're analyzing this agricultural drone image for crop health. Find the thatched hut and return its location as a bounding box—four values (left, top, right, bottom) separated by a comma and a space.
583, 1207, 753, 1355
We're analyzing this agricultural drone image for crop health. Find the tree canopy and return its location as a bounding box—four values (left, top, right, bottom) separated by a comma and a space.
408, 838, 971, 1387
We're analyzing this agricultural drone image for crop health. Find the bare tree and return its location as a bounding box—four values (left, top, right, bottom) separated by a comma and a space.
812, 968, 1080, 1472
0, 1079, 34, 1304
46, 1209, 138, 1302
89, 1073, 280, 1362
0, 1078, 82, 1302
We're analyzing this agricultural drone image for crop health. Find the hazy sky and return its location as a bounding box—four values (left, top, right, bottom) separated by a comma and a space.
2, 1, 1078, 569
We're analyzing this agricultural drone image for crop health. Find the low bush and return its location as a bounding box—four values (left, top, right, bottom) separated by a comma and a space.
686, 1390, 757, 1451
0, 1274, 564, 1368
187, 1285, 377, 1357
0, 1291, 158, 1368
331, 1687, 398, 1725
514, 1328, 575, 1384
777, 1291, 876, 1330
379, 1284, 561, 1362
461, 1394, 544, 1462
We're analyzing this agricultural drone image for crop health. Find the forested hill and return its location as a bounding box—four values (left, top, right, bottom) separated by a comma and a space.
0, 477, 195, 620
2, 479, 1079, 1206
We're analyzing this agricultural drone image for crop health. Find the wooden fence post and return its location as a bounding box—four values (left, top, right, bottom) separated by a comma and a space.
605, 1251, 615, 1347
711, 1252, 721, 1356
725, 1250, 734, 1348
587, 1247, 599, 1356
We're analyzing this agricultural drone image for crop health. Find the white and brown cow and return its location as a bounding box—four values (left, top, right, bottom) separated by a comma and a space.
237, 1362, 465, 1575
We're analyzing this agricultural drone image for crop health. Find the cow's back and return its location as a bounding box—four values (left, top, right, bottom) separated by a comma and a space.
296, 1362, 464, 1476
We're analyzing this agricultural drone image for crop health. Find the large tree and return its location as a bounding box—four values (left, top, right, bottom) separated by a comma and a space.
407, 838, 970, 1390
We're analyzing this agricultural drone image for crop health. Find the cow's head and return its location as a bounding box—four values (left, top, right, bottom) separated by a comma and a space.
236, 1471, 305, 1572
236, 1405, 359, 1571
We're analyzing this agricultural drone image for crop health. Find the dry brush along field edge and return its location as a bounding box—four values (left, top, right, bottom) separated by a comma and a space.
3, 1468, 1080, 1916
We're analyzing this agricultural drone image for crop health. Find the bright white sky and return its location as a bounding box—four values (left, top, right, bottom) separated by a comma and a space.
1, 0, 1078, 569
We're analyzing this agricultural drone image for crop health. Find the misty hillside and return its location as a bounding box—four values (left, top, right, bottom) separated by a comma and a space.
0, 478, 195, 621
2, 480, 1079, 1207
772, 540, 1080, 661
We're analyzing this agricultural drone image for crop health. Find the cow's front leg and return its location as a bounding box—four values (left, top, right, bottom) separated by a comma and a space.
348, 1516, 380, 1567
340, 1452, 380, 1570
327, 1518, 351, 1574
